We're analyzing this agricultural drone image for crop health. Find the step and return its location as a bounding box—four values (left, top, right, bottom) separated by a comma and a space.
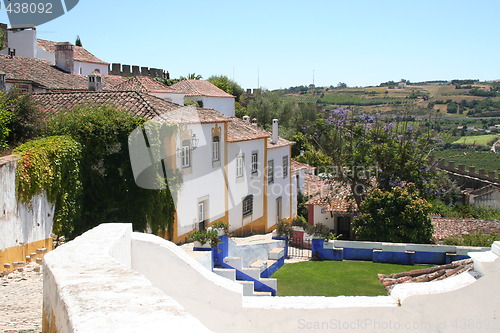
241, 267, 261, 280
265, 259, 277, 268
238, 280, 255, 296
223, 257, 242, 270
250, 260, 268, 272
269, 248, 285, 260
213, 268, 236, 281
253, 291, 272, 296
258, 277, 277, 291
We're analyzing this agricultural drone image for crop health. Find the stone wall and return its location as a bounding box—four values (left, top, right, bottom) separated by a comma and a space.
108, 63, 169, 79
45, 223, 500, 332
0, 155, 54, 269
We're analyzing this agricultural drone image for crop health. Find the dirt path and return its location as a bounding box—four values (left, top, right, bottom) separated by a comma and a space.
0, 263, 43, 333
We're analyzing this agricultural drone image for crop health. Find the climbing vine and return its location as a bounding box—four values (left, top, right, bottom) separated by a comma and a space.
14, 136, 83, 238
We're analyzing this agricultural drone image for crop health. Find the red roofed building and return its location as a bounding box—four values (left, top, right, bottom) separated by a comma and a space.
170, 79, 236, 117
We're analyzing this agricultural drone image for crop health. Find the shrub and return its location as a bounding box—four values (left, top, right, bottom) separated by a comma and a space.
292, 215, 308, 229
442, 232, 500, 247
210, 221, 230, 235
306, 223, 331, 239
353, 183, 433, 243
276, 219, 294, 239
14, 136, 82, 238
188, 229, 220, 247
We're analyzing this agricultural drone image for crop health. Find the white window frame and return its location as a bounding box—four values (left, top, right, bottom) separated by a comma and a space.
212, 136, 220, 162
251, 152, 258, 174
283, 155, 289, 178
236, 155, 244, 178
198, 201, 205, 222
268, 160, 274, 184
181, 140, 191, 168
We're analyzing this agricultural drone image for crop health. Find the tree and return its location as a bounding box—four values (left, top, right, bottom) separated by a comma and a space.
75, 35, 82, 47
0, 90, 43, 146
315, 108, 439, 208
353, 183, 433, 243
180, 73, 203, 80
46, 105, 177, 238
208, 75, 244, 102
337, 82, 347, 89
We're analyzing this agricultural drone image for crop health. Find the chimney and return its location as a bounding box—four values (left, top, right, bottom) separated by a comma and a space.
243, 116, 250, 123
252, 118, 258, 126
271, 119, 279, 144
55, 42, 74, 73
88, 70, 102, 91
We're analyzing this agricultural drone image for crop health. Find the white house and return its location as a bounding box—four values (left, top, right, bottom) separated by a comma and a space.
170, 79, 236, 117
0, 25, 109, 75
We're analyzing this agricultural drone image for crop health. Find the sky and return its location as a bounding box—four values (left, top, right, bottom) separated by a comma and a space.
0, 0, 499, 90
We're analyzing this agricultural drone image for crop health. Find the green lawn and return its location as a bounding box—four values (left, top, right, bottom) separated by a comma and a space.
271, 261, 427, 297
452, 134, 498, 147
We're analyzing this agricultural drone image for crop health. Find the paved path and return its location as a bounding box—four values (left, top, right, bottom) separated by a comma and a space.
0, 263, 43, 333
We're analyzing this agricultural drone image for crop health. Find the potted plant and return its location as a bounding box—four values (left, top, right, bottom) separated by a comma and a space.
208, 221, 229, 237
274, 219, 294, 239
306, 223, 331, 240
189, 229, 220, 249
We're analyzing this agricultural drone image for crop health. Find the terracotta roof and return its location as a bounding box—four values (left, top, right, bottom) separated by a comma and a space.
102, 75, 130, 90
470, 184, 500, 196
111, 76, 183, 94
37, 39, 108, 65
0, 55, 87, 91
32, 91, 230, 123
378, 259, 474, 293
227, 118, 270, 142
304, 176, 355, 212
267, 136, 294, 149
432, 217, 500, 241
170, 79, 234, 98
291, 160, 316, 173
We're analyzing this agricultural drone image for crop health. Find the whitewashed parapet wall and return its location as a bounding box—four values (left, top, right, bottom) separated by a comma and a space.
43, 224, 211, 333
49, 223, 500, 333
0, 155, 54, 257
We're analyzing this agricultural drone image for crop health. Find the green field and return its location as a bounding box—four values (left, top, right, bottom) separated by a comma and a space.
452, 135, 498, 146
432, 148, 500, 174
271, 261, 427, 297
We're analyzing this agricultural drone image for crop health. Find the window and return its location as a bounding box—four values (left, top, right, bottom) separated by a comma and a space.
212, 136, 220, 161
198, 201, 206, 231
251, 152, 258, 174
243, 195, 253, 217
282, 155, 289, 178
181, 140, 191, 168
236, 155, 244, 178
268, 160, 274, 183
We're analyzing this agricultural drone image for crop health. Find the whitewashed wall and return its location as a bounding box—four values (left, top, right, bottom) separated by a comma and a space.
175, 123, 227, 236
0, 156, 54, 250
0, 29, 37, 58
45, 224, 500, 333
187, 96, 235, 117
74, 61, 108, 76
267, 145, 293, 228
151, 92, 186, 106
43, 224, 210, 333
227, 139, 266, 232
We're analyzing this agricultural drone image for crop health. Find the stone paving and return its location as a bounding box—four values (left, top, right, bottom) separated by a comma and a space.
432, 217, 500, 241
0, 263, 43, 333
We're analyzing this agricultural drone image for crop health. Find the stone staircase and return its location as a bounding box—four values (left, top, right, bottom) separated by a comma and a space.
212, 247, 285, 296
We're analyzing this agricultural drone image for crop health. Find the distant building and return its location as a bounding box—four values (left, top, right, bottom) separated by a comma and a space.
0, 25, 108, 75
468, 185, 500, 210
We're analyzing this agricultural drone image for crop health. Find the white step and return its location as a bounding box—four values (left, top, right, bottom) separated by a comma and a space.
266, 259, 277, 268
253, 291, 272, 296
269, 248, 284, 260
223, 257, 242, 270
213, 268, 236, 281
258, 278, 277, 291
238, 281, 255, 296
250, 260, 268, 272
242, 267, 261, 280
